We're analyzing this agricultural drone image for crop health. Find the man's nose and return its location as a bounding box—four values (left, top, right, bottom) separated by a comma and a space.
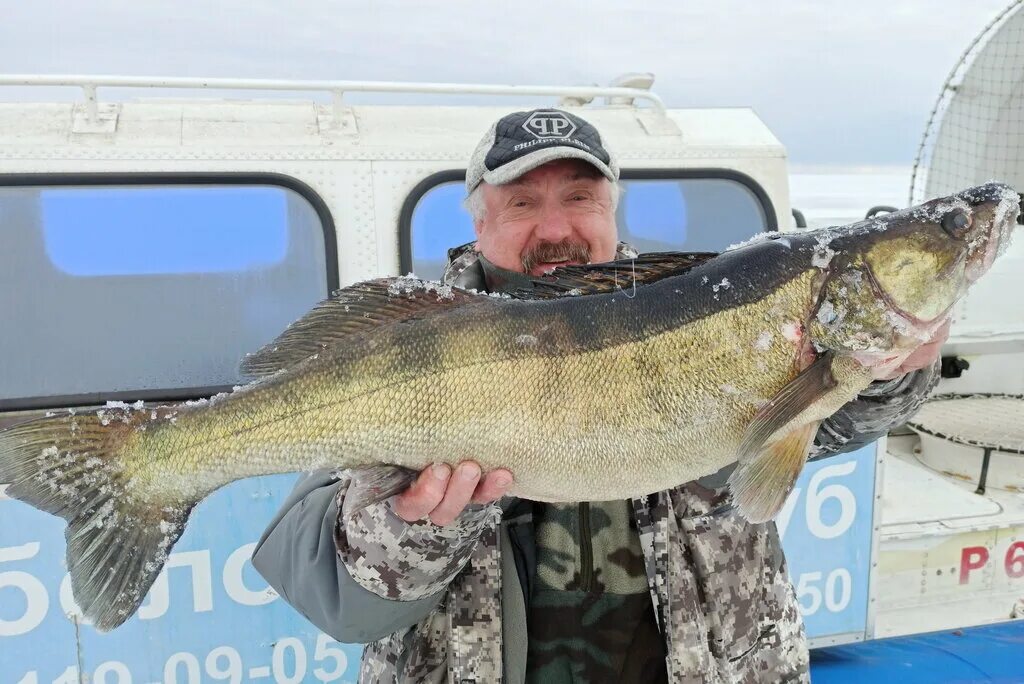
535, 204, 573, 240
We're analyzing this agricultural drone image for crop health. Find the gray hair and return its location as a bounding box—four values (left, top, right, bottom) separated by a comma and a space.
463, 180, 622, 222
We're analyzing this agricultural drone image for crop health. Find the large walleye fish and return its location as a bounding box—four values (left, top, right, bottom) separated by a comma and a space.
0, 182, 1019, 630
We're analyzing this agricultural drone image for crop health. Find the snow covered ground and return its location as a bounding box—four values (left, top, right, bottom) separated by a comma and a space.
789, 167, 913, 230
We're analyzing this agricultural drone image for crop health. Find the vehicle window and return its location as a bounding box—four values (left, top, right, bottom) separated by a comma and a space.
0, 182, 333, 407
406, 174, 771, 280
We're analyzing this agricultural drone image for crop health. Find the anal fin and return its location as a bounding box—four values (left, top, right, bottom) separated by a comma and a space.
728, 421, 820, 523
341, 464, 419, 518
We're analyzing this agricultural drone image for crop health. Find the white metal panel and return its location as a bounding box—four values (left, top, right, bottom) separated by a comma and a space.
881, 453, 1001, 527
0, 90, 791, 288
874, 437, 1024, 638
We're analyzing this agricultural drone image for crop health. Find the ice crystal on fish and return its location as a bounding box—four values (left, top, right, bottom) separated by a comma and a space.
725, 230, 784, 251
812, 238, 836, 269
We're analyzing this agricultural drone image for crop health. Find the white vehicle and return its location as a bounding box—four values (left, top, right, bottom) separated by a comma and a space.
0, 70, 1020, 682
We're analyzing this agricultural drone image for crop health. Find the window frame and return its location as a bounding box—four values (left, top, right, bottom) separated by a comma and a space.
397, 167, 779, 275
0, 172, 339, 412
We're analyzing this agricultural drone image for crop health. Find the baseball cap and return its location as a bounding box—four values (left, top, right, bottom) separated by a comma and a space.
465, 109, 619, 194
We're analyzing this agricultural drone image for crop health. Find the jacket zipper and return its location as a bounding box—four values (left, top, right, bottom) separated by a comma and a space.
578, 502, 594, 592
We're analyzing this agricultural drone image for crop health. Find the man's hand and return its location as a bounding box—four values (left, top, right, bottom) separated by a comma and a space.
880, 320, 951, 380
392, 461, 513, 526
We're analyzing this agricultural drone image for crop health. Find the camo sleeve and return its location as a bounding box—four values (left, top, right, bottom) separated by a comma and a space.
811, 359, 941, 458
335, 474, 501, 601
251, 470, 445, 643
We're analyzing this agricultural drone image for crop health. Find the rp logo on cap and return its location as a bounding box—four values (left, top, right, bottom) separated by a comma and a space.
522, 111, 578, 139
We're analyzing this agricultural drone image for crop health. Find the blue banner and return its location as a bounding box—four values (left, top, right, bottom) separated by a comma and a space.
780, 445, 878, 640
1, 475, 362, 684
3, 449, 879, 682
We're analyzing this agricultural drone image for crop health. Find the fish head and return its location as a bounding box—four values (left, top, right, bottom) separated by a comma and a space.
808, 182, 1019, 371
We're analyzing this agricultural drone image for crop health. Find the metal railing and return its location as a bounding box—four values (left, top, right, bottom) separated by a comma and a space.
0, 74, 666, 124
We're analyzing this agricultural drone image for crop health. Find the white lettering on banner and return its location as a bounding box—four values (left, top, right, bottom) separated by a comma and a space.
805, 461, 857, 539
796, 571, 823, 615
776, 487, 802, 540
14, 635, 353, 684
273, 637, 308, 684
164, 652, 201, 684
50, 543, 280, 623
139, 550, 213, 620
313, 633, 349, 682
205, 646, 243, 683
93, 660, 131, 684
0, 543, 50, 637
825, 568, 853, 612
223, 543, 277, 607
796, 569, 853, 616
52, 666, 79, 684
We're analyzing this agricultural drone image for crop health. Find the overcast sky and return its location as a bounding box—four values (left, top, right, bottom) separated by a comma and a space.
0, 0, 1013, 166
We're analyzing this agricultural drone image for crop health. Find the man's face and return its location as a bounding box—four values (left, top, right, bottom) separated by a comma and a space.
473, 159, 618, 276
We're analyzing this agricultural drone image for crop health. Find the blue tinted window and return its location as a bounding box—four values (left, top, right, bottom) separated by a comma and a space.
42, 187, 289, 275
407, 176, 768, 280
619, 178, 766, 254
410, 183, 476, 279
0, 182, 330, 404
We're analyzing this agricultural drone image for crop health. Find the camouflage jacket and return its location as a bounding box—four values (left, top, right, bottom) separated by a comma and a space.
253, 245, 941, 684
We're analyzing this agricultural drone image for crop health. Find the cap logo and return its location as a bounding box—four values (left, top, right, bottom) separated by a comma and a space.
522, 111, 577, 139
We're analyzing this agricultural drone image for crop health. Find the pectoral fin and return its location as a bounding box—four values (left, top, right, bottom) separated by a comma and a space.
726, 351, 839, 523
735, 351, 837, 464
728, 421, 820, 523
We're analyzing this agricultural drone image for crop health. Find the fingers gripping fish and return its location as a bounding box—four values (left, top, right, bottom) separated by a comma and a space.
0, 182, 1018, 631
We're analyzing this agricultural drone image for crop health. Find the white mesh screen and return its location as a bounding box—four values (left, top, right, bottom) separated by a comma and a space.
908, 394, 1024, 452
911, 2, 1024, 204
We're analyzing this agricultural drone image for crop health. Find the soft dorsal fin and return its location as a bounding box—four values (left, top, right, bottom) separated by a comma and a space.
240, 277, 485, 379
516, 251, 718, 299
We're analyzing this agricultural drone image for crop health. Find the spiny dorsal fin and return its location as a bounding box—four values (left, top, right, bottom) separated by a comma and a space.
240, 277, 486, 379
517, 251, 718, 299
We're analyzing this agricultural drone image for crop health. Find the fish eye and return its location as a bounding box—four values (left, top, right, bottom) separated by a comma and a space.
941, 209, 972, 237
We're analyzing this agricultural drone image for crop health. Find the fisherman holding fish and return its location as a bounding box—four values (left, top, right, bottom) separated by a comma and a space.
251, 110, 950, 683
3, 109, 1011, 679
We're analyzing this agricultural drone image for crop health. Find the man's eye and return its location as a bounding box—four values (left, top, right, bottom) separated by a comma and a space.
570, 194, 589, 201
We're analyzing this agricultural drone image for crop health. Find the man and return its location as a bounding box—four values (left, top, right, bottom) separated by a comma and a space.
253, 109, 945, 683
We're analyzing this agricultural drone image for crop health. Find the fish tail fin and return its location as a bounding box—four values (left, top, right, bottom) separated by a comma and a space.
0, 409, 194, 631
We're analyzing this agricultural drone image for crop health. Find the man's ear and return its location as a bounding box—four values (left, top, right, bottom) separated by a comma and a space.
473, 218, 485, 239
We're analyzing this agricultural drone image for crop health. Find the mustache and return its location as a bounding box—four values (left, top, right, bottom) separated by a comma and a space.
521, 239, 591, 273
